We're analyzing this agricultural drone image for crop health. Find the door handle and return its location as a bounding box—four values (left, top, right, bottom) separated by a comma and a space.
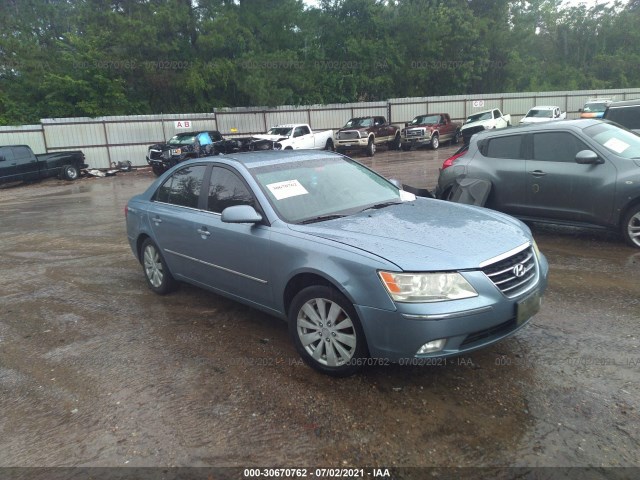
152, 216, 163, 224
529, 170, 547, 177
196, 228, 211, 237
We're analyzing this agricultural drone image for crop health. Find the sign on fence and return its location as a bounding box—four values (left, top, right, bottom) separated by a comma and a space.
174, 120, 192, 129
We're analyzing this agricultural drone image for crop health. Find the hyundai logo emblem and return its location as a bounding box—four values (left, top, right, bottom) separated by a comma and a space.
512, 264, 526, 278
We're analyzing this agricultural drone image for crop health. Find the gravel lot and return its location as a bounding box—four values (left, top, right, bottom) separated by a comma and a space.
1, 146, 639, 478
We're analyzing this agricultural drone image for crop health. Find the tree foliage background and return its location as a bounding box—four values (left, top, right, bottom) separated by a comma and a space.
1, 0, 638, 124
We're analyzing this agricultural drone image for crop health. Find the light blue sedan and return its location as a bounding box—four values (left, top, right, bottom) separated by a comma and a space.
126, 151, 548, 376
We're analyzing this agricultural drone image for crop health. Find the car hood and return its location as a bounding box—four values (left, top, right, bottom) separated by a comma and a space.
520, 117, 553, 124
253, 134, 287, 142
288, 199, 531, 271
337, 127, 369, 133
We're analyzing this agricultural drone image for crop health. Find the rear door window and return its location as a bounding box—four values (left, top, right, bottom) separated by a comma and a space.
532, 132, 590, 163
485, 135, 523, 159
155, 165, 207, 208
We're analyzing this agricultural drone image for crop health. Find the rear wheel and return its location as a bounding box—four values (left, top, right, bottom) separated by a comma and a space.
61, 165, 79, 181
288, 285, 368, 377
141, 238, 177, 294
324, 138, 335, 151
452, 130, 461, 145
622, 205, 640, 248
390, 133, 401, 150
366, 137, 376, 157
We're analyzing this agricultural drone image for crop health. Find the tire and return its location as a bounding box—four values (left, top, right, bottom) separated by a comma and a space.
452, 130, 461, 145
336, 147, 347, 155
140, 238, 177, 295
324, 138, 335, 151
285, 146, 293, 150
152, 165, 164, 177
61, 165, 79, 181
401, 144, 412, 152
622, 205, 640, 248
390, 133, 401, 150
288, 285, 368, 377
366, 137, 376, 157
430, 134, 439, 150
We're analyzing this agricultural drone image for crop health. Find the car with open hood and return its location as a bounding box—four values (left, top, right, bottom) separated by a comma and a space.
126, 150, 548, 376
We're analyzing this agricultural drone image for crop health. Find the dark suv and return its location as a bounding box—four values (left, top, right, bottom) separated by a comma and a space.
436, 119, 640, 248
603, 99, 640, 134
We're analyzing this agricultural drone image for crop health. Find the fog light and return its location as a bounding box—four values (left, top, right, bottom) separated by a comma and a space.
417, 339, 446, 354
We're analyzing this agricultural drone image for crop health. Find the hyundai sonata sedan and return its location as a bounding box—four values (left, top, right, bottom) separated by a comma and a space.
126, 150, 548, 376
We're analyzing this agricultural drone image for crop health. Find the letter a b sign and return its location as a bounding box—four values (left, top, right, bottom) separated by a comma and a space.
175, 120, 191, 129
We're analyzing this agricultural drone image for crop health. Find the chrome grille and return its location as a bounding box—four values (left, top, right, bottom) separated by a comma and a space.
338, 130, 360, 140
148, 149, 164, 160
481, 246, 537, 297
406, 129, 424, 137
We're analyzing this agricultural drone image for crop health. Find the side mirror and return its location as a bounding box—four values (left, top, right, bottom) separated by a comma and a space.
575, 150, 603, 165
221, 205, 263, 224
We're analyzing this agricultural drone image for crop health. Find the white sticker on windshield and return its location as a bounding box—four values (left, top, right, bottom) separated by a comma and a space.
604, 137, 630, 154
399, 190, 416, 202
266, 180, 309, 200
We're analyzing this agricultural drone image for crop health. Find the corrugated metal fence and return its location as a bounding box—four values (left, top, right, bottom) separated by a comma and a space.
1, 88, 639, 168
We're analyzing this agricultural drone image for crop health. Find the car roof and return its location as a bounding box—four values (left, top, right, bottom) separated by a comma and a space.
471, 119, 605, 140
528, 105, 559, 110
606, 99, 640, 108
203, 150, 341, 169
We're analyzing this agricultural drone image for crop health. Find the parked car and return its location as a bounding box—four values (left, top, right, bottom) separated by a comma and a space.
0, 145, 87, 186
436, 119, 640, 248
579, 98, 612, 119
460, 108, 511, 143
252, 124, 334, 151
146, 130, 245, 176
400, 113, 461, 151
126, 150, 548, 376
335, 116, 400, 156
602, 99, 640, 134
520, 106, 566, 124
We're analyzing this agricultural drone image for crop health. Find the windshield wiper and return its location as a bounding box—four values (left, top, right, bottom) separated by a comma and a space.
360, 201, 402, 212
298, 214, 347, 225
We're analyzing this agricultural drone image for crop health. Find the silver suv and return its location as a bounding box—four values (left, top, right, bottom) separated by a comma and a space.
436, 119, 640, 248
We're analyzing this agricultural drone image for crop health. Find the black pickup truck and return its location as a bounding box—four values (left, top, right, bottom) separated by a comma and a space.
146, 130, 274, 176
0, 145, 87, 186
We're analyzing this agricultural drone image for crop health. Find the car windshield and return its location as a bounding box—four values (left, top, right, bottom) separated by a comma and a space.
344, 118, 373, 128
584, 123, 640, 159
526, 109, 553, 118
168, 134, 197, 145
249, 156, 401, 223
411, 115, 440, 125
583, 102, 608, 113
466, 112, 492, 123
266, 127, 293, 136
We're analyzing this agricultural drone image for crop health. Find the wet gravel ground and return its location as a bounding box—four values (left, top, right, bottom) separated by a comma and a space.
0, 146, 639, 475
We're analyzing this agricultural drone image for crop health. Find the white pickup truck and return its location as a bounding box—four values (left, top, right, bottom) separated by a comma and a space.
461, 108, 511, 139
253, 124, 335, 151
520, 105, 566, 124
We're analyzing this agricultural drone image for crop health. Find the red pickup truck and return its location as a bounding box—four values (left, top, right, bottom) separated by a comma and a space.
400, 113, 461, 151
335, 116, 400, 157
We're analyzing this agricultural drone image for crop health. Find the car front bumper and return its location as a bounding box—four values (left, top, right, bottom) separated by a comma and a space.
336, 138, 368, 149
354, 256, 549, 361
401, 135, 432, 147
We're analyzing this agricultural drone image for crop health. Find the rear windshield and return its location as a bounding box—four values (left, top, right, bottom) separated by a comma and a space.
604, 106, 640, 131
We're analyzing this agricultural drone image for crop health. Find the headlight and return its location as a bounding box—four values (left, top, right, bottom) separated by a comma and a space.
532, 239, 541, 260
379, 271, 478, 303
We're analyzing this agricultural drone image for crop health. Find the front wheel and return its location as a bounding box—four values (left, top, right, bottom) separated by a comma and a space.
452, 130, 461, 145
430, 134, 439, 150
366, 138, 376, 157
401, 144, 412, 152
141, 238, 177, 294
622, 205, 640, 248
61, 165, 79, 181
289, 286, 368, 377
